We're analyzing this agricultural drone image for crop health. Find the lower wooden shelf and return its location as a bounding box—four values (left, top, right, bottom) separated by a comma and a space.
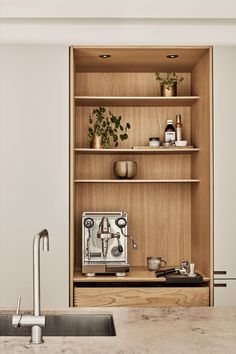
74, 179, 200, 183
73, 267, 210, 283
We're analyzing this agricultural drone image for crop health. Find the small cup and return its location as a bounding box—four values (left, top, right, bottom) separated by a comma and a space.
147, 257, 166, 271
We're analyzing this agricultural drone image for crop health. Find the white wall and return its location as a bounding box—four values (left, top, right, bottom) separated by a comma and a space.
213, 46, 236, 305
0, 45, 69, 308
1, 0, 236, 18
1, 3, 236, 309
1, 20, 236, 45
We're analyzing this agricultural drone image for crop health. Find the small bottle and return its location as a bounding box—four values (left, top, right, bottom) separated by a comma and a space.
164, 119, 176, 142
176, 114, 183, 141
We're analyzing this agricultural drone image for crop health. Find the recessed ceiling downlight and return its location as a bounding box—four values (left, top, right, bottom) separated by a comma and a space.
99, 54, 111, 59
166, 54, 179, 59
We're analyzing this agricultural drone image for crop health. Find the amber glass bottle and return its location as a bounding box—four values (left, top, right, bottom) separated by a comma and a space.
164, 119, 176, 142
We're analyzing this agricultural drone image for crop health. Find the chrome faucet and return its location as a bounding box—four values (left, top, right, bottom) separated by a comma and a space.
12, 229, 49, 344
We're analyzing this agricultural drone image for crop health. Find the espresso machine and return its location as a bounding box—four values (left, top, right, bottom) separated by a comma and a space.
82, 212, 137, 276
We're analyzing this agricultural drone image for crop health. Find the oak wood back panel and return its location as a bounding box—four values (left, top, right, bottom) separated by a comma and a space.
191, 50, 212, 279
75, 73, 191, 96
74, 183, 191, 268
75, 106, 191, 148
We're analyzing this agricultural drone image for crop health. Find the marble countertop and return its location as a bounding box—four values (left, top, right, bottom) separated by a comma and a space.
1, 306, 236, 354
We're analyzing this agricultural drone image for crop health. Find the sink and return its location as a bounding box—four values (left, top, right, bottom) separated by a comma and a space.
0, 314, 116, 337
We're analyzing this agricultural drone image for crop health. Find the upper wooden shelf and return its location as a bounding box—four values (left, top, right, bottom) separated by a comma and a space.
74, 96, 199, 107
74, 147, 199, 155
74, 266, 210, 283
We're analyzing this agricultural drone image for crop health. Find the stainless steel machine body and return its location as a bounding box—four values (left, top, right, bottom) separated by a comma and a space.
82, 212, 136, 276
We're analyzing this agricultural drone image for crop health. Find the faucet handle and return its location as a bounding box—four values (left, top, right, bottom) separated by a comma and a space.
12, 296, 22, 328
16, 295, 21, 315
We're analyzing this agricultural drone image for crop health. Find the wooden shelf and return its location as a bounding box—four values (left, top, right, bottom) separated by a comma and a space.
74, 147, 200, 155
74, 96, 199, 107
74, 179, 200, 183
74, 266, 210, 283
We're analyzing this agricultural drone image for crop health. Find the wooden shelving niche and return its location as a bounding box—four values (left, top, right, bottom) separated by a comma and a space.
70, 46, 213, 307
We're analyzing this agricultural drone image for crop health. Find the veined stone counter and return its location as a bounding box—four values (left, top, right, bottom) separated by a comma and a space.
0, 307, 236, 354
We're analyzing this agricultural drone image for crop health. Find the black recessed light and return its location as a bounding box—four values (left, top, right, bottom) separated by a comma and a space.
166, 54, 179, 59
99, 54, 111, 59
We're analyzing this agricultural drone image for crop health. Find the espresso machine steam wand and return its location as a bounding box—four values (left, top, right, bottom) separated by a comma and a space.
115, 217, 138, 250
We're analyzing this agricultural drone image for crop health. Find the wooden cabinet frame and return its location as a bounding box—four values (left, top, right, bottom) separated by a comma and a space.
69, 46, 213, 307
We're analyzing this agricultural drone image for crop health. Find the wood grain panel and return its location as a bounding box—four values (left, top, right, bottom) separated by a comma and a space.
74, 183, 191, 268
75, 154, 191, 180
75, 73, 191, 96
191, 50, 212, 281
73, 47, 208, 72
74, 287, 209, 307
75, 106, 191, 148
69, 47, 75, 306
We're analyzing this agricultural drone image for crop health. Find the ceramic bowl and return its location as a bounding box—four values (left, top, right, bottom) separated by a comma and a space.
175, 140, 188, 147
114, 161, 137, 179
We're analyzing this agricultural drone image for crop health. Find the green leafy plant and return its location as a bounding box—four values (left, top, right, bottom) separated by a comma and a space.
155, 72, 184, 90
88, 107, 131, 148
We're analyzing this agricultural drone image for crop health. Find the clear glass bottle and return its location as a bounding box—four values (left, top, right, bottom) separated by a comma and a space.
164, 119, 176, 142
176, 114, 183, 141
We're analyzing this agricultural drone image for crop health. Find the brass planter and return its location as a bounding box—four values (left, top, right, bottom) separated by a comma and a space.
90, 134, 102, 149
160, 82, 177, 97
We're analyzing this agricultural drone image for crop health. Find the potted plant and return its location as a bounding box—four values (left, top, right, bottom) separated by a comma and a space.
88, 107, 131, 149
155, 72, 184, 97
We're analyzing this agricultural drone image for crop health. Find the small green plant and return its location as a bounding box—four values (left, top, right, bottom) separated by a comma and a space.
155, 72, 184, 90
88, 107, 131, 148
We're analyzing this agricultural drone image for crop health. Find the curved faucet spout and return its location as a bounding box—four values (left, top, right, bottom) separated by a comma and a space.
12, 229, 49, 344
33, 230, 49, 317
38, 229, 49, 252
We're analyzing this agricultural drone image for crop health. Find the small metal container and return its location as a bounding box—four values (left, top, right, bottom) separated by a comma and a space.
160, 82, 177, 97
90, 134, 102, 149
163, 140, 170, 147
149, 137, 160, 147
